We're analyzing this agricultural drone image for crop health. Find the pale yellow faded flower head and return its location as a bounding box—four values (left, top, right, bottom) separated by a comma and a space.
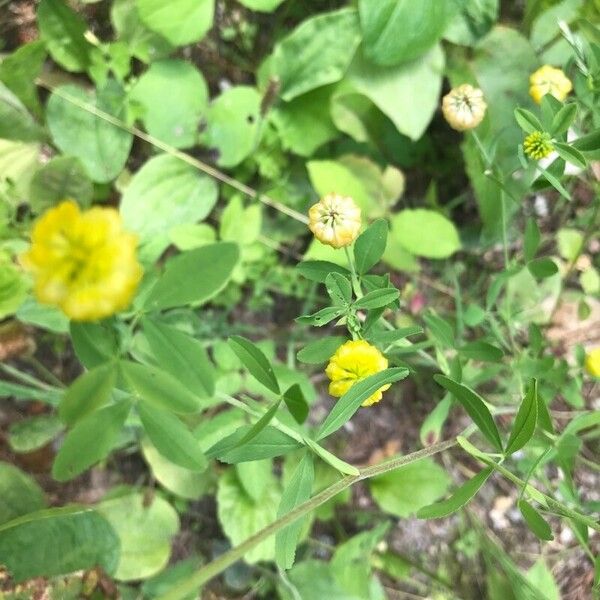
529, 65, 572, 104
442, 84, 487, 131
325, 340, 390, 406
308, 193, 361, 249
21, 200, 143, 321
585, 348, 600, 378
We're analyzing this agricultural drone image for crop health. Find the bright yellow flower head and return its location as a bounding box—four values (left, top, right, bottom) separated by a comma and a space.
441, 84, 487, 131
21, 200, 143, 321
325, 340, 390, 406
585, 348, 600, 378
529, 65, 572, 104
523, 131, 554, 160
308, 193, 361, 249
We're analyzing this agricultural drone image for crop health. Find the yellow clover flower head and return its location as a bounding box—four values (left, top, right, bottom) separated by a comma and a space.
585, 348, 600, 378
21, 200, 143, 321
441, 84, 487, 131
308, 193, 361, 249
325, 340, 390, 407
523, 131, 554, 160
529, 65, 573, 104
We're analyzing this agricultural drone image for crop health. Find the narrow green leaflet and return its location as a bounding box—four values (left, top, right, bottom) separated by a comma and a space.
459, 341, 504, 362
70, 320, 119, 369
551, 103, 577, 136
138, 403, 207, 471
518, 499, 553, 541
296, 306, 345, 327
120, 361, 202, 414
275, 452, 315, 569
417, 467, 494, 519
207, 426, 301, 463
52, 400, 131, 481
145, 242, 239, 310
283, 383, 309, 424
505, 379, 538, 456
317, 367, 409, 440
233, 399, 282, 448
514, 108, 543, 134
325, 272, 353, 306
8, 415, 64, 454
228, 335, 280, 394
303, 437, 359, 476
354, 219, 388, 274
37, 0, 93, 72
523, 218, 541, 262
0, 506, 119, 581
353, 288, 399, 310
296, 260, 350, 283
59, 362, 117, 426
553, 142, 587, 169
0, 463, 45, 525
367, 326, 423, 345
434, 375, 503, 452
297, 336, 347, 364
537, 392, 555, 434
142, 318, 215, 398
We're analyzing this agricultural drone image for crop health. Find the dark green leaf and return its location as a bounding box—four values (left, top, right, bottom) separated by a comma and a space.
0, 506, 119, 581
553, 142, 587, 169
0, 82, 44, 142
518, 500, 553, 541
145, 242, 239, 310
527, 257, 558, 279
514, 108, 544, 134
524, 218, 541, 262
59, 363, 117, 426
434, 375, 503, 452
417, 467, 494, 519
296, 260, 350, 283
233, 399, 282, 448
536, 392, 554, 434
317, 367, 409, 440
283, 383, 309, 424
52, 401, 131, 481
275, 452, 315, 569
354, 219, 388, 274
138, 402, 207, 471
70, 320, 119, 369
228, 335, 280, 394
572, 128, 600, 152
550, 103, 577, 136
459, 341, 504, 362
119, 360, 201, 414
0, 463, 45, 525
505, 379, 538, 456
297, 336, 347, 364
296, 307, 344, 327
207, 426, 301, 463
37, 0, 93, 72
325, 272, 352, 306
353, 288, 400, 310
143, 318, 215, 398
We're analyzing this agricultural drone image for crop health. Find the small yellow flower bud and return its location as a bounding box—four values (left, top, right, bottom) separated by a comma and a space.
325, 340, 390, 406
523, 131, 554, 160
308, 193, 361, 249
529, 65, 572, 104
585, 348, 600, 378
441, 84, 487, 131
21, 200, 143, 321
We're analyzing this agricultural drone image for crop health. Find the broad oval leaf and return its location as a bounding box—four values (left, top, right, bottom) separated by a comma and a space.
0, 462, 45, 525
119, 360, 202, 414
145, 242, 239, 310
52, 400, 131, 481
317, 367, 409, 440
417, 467, 494, 519
325, 272, 352, 306
228, 335, 280, 394
138, 403, 207, 471
0, 506, 119, 581
434, 375, 503, 452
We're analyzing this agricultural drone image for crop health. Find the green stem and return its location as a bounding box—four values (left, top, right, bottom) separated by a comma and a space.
344, 246, 363, 299
156, 439, 457, 600
0, 362, 55, 391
